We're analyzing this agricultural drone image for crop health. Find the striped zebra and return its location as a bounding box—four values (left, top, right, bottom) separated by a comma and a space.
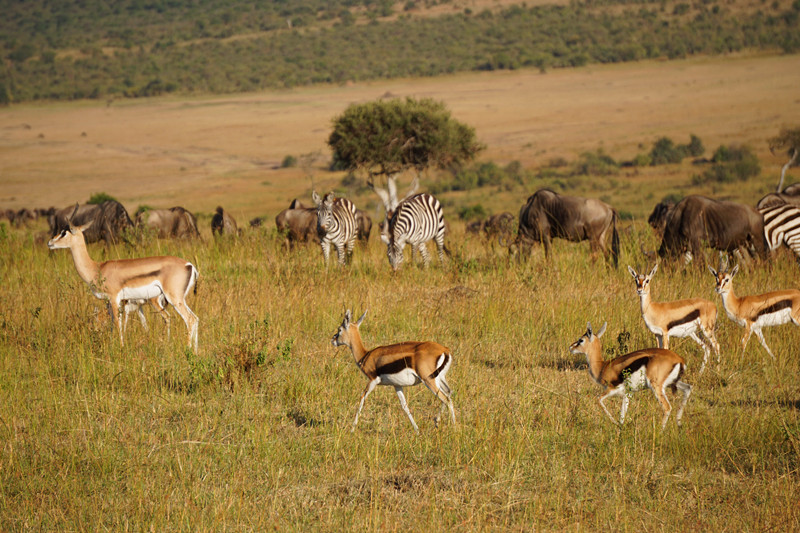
381, 193, 446, 270
760, 202, 800, 258
312, 191, 358, 265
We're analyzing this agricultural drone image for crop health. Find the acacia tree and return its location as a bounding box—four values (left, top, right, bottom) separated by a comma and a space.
328, 97, 483, 210
768, 126, 800, 192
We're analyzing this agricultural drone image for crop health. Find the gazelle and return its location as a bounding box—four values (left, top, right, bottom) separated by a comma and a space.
47, 208, 199, 350
709, 263, 800, 359
627, 263, 720, 373
330, 309, 455, 432
569, 322, 692, 429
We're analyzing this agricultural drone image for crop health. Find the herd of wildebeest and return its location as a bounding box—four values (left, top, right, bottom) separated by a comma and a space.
8, 179, 800, 431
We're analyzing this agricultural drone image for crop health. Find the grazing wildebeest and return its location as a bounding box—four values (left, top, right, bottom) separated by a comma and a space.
516, 189, 619, 267
658, 195, 767, 265
211, 206, 239, 237
49, 201, 134, 244
275, 199, 318, 247
356, 209, 372, 244
648, 201, 675, 237
136, 207, 200, 239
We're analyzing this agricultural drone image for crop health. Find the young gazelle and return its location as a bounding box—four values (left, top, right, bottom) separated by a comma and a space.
330, 310, 455, 432
627, 263, 720, 373
47, 211, 199, 350
569, 322, 692, 429
709, 263, 800, 359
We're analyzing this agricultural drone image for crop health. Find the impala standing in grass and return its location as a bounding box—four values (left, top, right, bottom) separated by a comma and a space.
628, 263, 719, 373
569, 322, 692, 429
47, 206, 199, 350
709, 263, 800, 359
331, 309, 455, 432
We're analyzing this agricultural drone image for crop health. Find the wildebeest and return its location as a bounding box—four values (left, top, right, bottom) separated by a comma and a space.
657, 195, 767, 264
135, 207, 200, 239
516, 189, 619, 267
211, 206, 239, 237
648, 201, 675, 237
275, 199, 318, 247
467, 212, 515, 246
49, 201, 134, 244
275, 199, 371, 247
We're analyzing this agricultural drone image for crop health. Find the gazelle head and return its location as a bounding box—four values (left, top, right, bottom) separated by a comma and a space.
331, 309, 368, 348
709, 263, 739, 295
569, 321, 607, 356
47, 204, 93, 250
627, 263, 658, 296
312, 191, 335, 233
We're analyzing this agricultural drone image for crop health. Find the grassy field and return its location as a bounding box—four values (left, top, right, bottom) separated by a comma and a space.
1, 54, 800, 530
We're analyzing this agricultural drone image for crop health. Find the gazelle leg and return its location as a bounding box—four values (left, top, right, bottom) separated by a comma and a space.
703, 328, 721, 363
653, 386, 673, 429
352, 378, 380, 432
655, 334, 665, 349
394, 386, 419, 432
423, 378, 456, 427
599, 390, 621, 425
688, 332, 709, 374
619, 394, 631, 425
752, 328, 776, 359
674, 381, 692, 426
110, 300, 124, 346
170, 301, 199, 351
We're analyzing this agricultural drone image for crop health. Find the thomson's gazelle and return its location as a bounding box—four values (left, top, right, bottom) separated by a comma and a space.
47, 209, 199, 350
709, 263, 800, 359
331, 310, 455, 432
628, 263, 719, 373
569, 322, 692, 429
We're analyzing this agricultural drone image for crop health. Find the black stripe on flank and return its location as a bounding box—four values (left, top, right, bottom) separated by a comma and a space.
756, 299, 793, 319
128, 269, 161, 283
429, 353, 450, 380
667, 309, 700, 331
378, 356, 414, 376
609, 357, 649, 388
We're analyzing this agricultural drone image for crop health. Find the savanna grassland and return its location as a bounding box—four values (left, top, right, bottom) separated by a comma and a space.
2, 51, 800, 531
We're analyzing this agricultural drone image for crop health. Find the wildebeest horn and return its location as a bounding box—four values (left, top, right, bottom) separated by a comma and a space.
67, 203, 79, 226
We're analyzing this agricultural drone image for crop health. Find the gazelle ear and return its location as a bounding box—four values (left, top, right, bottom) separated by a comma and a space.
74, 220, 94, 233
586, 322, 593, 336
708, 265, 718, 277
627, 265, 637, 278
596, 322, 607, 339
312, 191, 321, 206
730, 264, 739, 277
343, 309, 352, 326
648, 263, 658, 277
356, 309, 367, 326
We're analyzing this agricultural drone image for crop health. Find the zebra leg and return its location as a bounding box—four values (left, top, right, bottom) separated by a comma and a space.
335, 242, 346, 265
435, 234, 445, 265
418, 242, 431, 267
320, 239, 331, 264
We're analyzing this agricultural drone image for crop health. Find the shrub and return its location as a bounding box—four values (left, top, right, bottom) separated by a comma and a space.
458, 204, 487, 221
573, 149, 619, 176
87, 192, 118, 204
694, 144, 761, 183
649, 137, 688, 165
281, 155, 297, 168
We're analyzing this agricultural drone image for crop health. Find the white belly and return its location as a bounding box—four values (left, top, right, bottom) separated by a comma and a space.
119, 282, 163, 303
667, 321, 697, 337
379, 368, 421, 387
755, 308, 792, 328
623, 367, 649, 393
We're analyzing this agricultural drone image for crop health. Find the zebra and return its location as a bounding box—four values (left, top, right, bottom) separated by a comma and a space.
312, 191, 358, 265
381, 193, 446, 270
760, 202, 800, 259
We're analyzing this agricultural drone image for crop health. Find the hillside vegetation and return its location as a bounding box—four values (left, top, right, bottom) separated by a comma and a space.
1, 0, 798, 103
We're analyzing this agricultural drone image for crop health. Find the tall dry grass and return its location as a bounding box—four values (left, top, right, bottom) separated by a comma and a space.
1, 219, 798, 530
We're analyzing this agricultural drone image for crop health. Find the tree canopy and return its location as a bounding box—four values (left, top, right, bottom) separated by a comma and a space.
328, 98, 483, 183
768, 126, 800, 192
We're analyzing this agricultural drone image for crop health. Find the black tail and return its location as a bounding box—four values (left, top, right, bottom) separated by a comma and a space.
611, 210, 620, 269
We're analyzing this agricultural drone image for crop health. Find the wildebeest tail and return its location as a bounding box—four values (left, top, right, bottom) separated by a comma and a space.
611, 210, 620, 269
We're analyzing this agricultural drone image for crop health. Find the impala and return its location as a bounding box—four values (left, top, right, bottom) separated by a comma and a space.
709, 263, 800, 359
628, 263, 719, 373
47, 207, 199, 350
569, 322, 692, 429
330, 309, 455, 432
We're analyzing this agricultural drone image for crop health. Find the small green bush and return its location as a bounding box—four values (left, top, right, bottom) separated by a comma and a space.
87, 192, 118, 204
694, 144, 760, 183
281, 155, 297, 168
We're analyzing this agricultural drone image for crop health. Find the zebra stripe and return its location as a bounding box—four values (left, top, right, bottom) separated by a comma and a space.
383, 193, 446, 270
760, 203, 800, 257
315, 193, 358, 265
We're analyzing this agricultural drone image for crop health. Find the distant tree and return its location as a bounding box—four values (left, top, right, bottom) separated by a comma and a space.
328, 97, 483, 209
768, 126, 800, 192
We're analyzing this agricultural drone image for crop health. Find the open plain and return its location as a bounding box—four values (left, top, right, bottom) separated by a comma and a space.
1, 53, 799, 530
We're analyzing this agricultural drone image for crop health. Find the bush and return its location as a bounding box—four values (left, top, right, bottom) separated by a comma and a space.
693, 144, 760, 183
572, 149, 619, 176
281, 155, 297, 168
649, 137, 688, 165
87, 192, 118, 204
458, 204, 487, 221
